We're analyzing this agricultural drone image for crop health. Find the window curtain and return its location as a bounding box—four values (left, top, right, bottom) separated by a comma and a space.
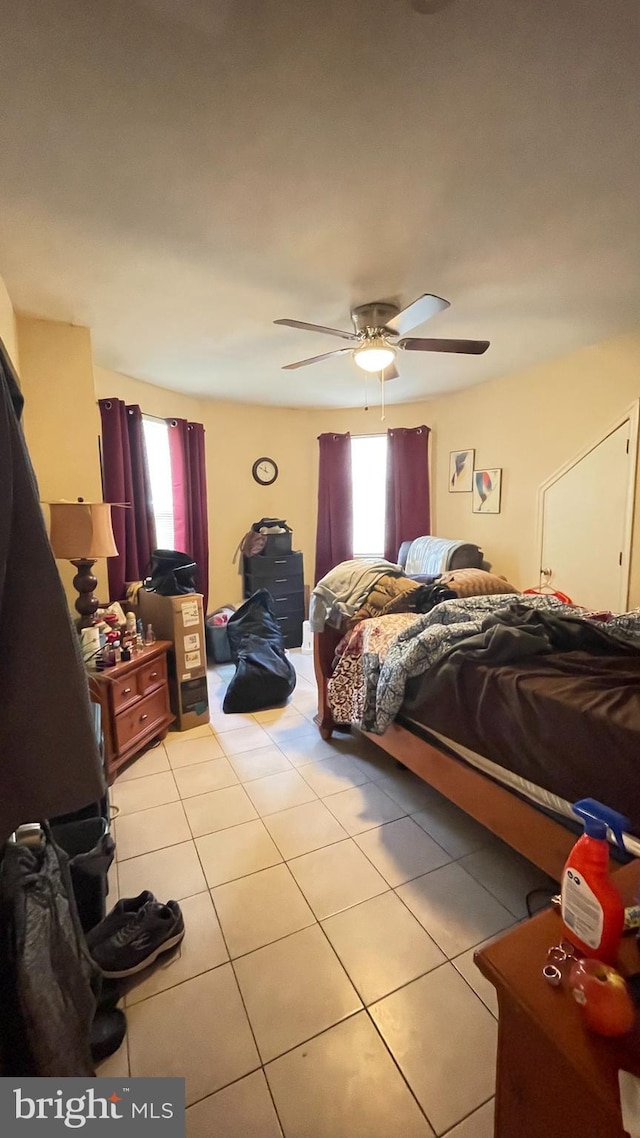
98, 399, 156, 599
384, 425, 431, 564
314, 432, 353, 584
167, 419, 209, 612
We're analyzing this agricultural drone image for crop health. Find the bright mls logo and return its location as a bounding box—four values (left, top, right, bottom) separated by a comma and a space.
0, 1079, 185, 1136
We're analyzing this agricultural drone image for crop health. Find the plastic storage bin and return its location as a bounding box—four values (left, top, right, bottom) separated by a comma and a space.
52, 817, 115, 934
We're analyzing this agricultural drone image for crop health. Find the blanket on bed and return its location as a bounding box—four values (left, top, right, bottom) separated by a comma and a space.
328, 594, 640, 734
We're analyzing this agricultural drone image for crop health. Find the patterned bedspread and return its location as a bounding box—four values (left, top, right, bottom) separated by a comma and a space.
327, 594, 640, 735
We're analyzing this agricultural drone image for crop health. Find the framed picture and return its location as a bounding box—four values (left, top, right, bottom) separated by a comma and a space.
472, 468, 502, 513
449, 449, 475, 493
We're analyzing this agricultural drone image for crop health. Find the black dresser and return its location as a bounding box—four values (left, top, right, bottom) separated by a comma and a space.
242, 552, 304, 648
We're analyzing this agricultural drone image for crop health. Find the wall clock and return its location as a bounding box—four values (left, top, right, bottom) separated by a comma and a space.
252, 456, 278, 486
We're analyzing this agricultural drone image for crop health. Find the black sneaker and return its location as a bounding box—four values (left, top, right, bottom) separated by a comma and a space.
87, 890, 156, 949
89, 900, 185, 979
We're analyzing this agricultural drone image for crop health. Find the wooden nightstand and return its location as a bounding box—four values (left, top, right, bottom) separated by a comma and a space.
475, 862, 640, 1138
88, 641, 174, 783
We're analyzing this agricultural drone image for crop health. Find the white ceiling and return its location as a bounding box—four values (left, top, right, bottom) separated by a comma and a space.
0, 0, 639, 408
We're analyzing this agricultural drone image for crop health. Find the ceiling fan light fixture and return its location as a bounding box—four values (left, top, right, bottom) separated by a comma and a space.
353, 339, 396, 373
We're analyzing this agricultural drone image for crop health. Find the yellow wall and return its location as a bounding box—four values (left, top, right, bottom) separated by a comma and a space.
17, 315, 105, 605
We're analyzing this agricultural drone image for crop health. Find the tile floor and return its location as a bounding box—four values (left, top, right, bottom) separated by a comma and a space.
100, 649, 556, 1137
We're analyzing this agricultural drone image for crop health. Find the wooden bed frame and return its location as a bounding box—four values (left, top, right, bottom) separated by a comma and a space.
313, 628, 576, 882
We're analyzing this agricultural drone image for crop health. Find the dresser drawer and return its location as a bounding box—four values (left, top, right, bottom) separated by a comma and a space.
138, 654, 167, 695
270, 591, 305, 618
244, 552, 303, 582
274, 611, 304, 639
111, 673, 140, 713
115, 687, 169, 752
245, 574, 302, 599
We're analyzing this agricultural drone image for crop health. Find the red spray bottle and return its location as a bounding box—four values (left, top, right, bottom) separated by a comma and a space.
561, 799, 628, 964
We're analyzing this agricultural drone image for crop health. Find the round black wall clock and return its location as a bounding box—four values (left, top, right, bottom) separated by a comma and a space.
252, 457, 278, 486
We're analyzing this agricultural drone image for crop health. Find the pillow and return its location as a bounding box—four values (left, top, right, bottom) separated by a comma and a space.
437, 568, 519, 598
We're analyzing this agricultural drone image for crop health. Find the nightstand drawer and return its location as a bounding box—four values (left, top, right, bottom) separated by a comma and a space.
115, 687, 169, 752
111, 673, 141, 713
138, 654, 167, 695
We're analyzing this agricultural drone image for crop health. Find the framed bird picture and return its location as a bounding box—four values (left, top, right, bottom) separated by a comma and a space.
472, 468, 502, 513
449, 449, 475, 493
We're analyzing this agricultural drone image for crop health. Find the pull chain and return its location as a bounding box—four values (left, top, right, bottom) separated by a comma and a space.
380, 370, 386, 421
364, 371, 369, 411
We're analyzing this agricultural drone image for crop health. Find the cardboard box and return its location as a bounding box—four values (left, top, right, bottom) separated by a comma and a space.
137, 591, 210, 730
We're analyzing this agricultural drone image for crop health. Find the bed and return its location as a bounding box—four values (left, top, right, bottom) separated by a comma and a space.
313, 591, 640, 881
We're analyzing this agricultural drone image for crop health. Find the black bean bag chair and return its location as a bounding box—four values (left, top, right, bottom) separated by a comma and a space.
223, 590, 296, 713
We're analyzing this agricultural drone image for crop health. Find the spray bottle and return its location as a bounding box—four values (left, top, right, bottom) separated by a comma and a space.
561, 798, 628, 964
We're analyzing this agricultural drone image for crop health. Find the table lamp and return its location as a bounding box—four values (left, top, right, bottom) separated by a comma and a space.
49, 499, 119, 627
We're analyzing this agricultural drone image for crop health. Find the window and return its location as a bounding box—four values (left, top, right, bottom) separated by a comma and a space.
142, 416, 175, 548
351, 434, 387, 557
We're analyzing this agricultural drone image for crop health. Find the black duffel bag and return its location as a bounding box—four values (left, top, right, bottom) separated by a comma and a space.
223, 590, 296, 712
251, 518, 292, 557
144, 549, 197, 596
226, 588, 284, 660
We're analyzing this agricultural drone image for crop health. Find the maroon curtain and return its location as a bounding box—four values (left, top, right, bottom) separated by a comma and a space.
384, 426, 431, 564
314, 432, 353, 584
99, 399, 156, 599
167, 418, 209, 611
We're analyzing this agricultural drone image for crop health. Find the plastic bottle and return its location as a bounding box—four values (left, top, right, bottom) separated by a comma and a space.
145, 623, 156, 646
561, 799, 628, 963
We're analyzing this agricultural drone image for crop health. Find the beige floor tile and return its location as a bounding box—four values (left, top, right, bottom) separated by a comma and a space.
209, 710, 259, 733
446, 1098, 495, 1138
125, 892, 228, 1005
412, 799, 494, 859
166, 723, 215, 744
117, 743, 170, 782
252, 704, 300, 724
228, 745, 293, 783
459, 839, 557, 919
128, 965, 259, 1106
244, 769, 318, 816
234, 924, 361, 1062
288, 688, 318, 719
107, 857, 119, 905
212, 863, 315, 957
173, 757, 239, 799
370, 965, 497, 1135
218, 724, 273, 755
111, 771, 179, 817
396, 862, 514, 959
349, 748, 400, 781
322, 891, 445, 1005
96, 1035, 129, 1077
452, 942, 499, 1018
354, 817, 451, 887
167, 734, 225, 769
298, 754, 370, 797
196, 819, 283, 888
263, 713, 318, 746
266, 1012, 434, 1138
183, 785, 258, 838
288, 839, 387, 919
278, 733, 336, 767
263, 800, 348, 860
373, 769, 441, 813
324, 782, 406, 836
118, 840, 207, 901
115, 800, 191, 861
186, 1071, 283, 1138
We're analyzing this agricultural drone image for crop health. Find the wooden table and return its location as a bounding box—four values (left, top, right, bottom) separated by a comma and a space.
476, 862, 640, 1138
88, 641, 174, 783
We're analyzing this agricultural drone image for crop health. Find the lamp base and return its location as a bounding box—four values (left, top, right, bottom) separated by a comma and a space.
70, 558, 100, 629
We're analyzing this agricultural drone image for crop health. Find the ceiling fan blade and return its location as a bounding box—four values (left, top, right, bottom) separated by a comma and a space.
398, 337, 490, 355
274, 318, 358, 342
386, 294, 450, 336
382, 362, 400, 381
282, 347, 353, 370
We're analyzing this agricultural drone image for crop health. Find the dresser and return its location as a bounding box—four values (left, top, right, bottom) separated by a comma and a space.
88, 641, 174, 783
243, 551, 304, 648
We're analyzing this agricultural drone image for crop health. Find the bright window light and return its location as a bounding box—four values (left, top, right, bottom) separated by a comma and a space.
142, 417, 175, 549
351, 434, 387, 557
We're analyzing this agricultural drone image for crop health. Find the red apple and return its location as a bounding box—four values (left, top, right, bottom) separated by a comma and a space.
569, 959, 636, 1037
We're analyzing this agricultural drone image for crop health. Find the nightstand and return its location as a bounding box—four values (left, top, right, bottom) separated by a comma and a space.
475, 861, 640, 1138
88, 641, 174, 783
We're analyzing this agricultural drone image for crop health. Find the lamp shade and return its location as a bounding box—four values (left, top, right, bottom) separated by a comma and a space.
49, 501, 119, 559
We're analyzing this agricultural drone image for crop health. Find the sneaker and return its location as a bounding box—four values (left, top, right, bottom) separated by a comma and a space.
89, 900, 185, 979
87, 891, 156, 950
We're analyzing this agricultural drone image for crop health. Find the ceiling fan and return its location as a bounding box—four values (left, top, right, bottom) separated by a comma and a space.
274, 294, 490, 380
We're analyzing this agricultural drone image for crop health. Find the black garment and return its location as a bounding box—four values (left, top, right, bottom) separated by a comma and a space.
0, 337, 104, 843
0, 831, 97, 1076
